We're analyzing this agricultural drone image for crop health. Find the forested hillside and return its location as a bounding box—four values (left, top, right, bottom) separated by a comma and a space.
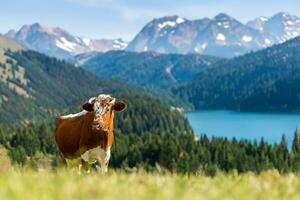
174, 36, 300, 111
79, 51, 220, 89
2, 121, 300, 175
0, 48, 144, 123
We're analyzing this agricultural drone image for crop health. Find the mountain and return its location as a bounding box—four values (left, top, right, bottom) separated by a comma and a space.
191, 13, 266, 57
126, 16, 210, 54
247, 12, 300, 44
173, 36, 300, 111
127, 12, 300, 57
77, 50, 221, 89
5, 23, 128, 59
6, 12, 300, 59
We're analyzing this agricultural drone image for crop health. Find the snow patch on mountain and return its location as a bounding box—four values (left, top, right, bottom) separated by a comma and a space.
158, 21, 176, 29
82, 38, 91, 46
56, 39, 72, 52
259, 17, 269, 22
158, 17, 185, 29
264, 39, 271, 45
286, 21, 294, 25
242, 35, 252, 43
176, 17, 185, 24
292, 32, 299, 37
216, 33, 226, 41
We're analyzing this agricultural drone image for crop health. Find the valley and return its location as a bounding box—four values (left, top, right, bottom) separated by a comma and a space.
1, 9, 300, 179
77, 50, 221, 89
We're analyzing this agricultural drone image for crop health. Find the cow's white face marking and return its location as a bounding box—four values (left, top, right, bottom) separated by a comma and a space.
80, 146, 111, 173
92, 94, 115, 131
60, 110, 87, 119
93, 94, 115, 115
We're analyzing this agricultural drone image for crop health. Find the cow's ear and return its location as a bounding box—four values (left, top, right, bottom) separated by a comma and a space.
113, 101, 127, 112
82, 102, 94, 111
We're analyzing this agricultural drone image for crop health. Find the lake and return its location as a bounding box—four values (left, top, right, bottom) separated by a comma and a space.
186, 110, 300, 146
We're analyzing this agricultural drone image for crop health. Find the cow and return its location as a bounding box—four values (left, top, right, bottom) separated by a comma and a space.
54, 94, 127, 173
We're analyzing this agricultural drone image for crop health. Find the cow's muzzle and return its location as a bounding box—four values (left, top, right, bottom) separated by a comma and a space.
92, 116, 104, 131
92, 124, 102, 131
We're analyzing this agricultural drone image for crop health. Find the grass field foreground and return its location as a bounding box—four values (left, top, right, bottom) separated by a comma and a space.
0, 169, 300, 200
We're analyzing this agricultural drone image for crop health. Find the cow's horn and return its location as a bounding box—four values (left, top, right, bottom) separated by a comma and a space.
88, 97, 96, 104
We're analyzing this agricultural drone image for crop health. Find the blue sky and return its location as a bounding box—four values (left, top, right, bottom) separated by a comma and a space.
1, 0, 299, 40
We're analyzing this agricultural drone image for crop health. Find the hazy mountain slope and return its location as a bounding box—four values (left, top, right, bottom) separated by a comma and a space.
78, 50, 221, 89
173, 36, 300, 111
0, 34, 25, 62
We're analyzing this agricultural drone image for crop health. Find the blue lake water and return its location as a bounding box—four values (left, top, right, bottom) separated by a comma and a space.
186, 110, 300, 146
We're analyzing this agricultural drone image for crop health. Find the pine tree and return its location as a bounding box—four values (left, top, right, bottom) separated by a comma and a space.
274, 135, 289, 172
291, 128, 300, 172
9, 146, 27, 165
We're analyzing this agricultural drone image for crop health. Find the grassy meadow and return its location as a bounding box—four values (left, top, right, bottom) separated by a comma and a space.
1, 146, 300, 200
0, 169, 300, 200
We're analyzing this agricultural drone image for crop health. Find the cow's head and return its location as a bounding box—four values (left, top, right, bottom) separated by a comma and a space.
82, 94, 126, 132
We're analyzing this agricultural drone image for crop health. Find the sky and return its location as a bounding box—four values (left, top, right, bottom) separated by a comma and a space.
0, 0, 300, 41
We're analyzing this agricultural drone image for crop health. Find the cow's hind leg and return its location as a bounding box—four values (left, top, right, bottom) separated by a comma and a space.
59, 151, 67, 166
79, 159, 90, 172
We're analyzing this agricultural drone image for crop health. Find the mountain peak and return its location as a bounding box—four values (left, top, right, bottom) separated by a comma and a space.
277, 12, 291, 17
256, 16, 269, 22
146, 15, 186, 29
31, 22, 42, 28
18, 23, 42, 34
150, 15, 186, 28
246, 16, 269, 31
272, 12, 293, 20
155, 15, 180, 21
214, 13, 234, 21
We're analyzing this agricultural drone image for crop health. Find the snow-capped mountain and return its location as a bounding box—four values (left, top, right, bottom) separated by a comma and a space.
247, 12, 300, 44
5, 23, 128, 59
126, 15, 210, 54
191, 13, 266, 57
246, 16, 269, 32
6, 12, 300, 59
127, 12, 300, 57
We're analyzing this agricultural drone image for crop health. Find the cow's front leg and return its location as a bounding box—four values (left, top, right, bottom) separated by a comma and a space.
92, 159, 107, 174
79, 158, 90, 173
92, 161, 103, 173
96, 148, 110, 174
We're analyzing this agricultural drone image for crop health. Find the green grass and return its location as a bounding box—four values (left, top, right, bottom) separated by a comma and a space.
0, 169, 300, 200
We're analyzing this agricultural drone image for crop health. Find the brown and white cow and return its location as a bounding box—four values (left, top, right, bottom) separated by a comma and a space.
55, 94, 126, 173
